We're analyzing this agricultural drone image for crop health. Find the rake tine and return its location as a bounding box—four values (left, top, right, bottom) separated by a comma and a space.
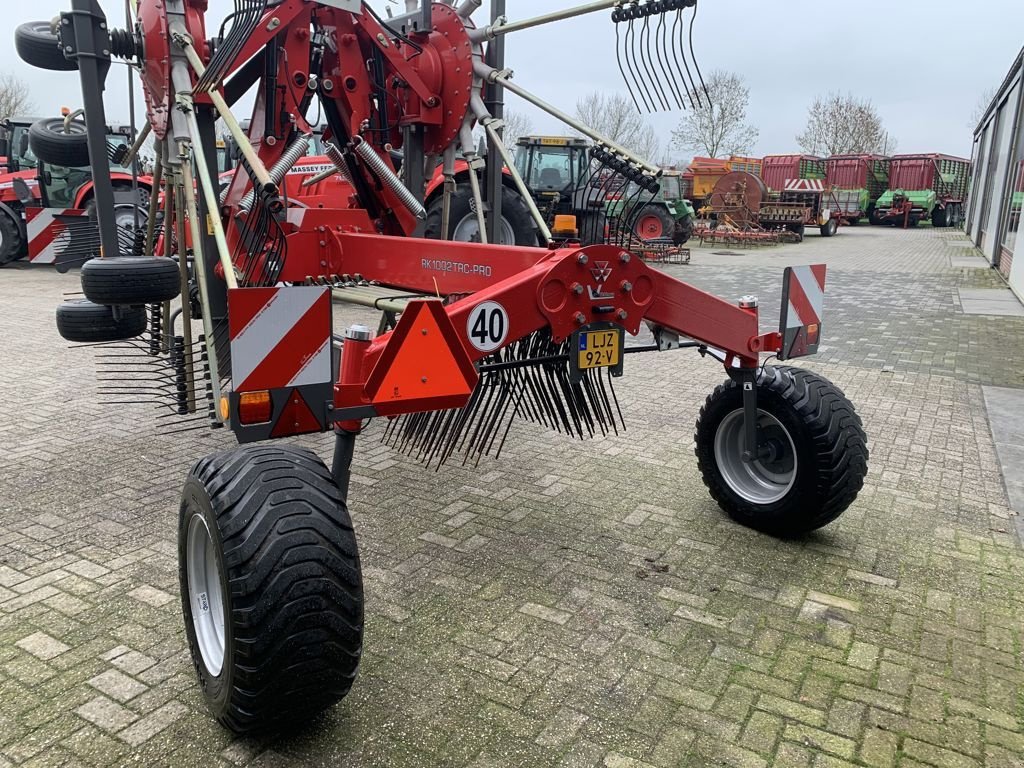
640, 13, 669, 111
656, 9, 684, 110
625, 13, 655, 113
614, 13, 645, 114
673, 7, 700, 109
590, 368, 619, 437
689, 3, 711, 106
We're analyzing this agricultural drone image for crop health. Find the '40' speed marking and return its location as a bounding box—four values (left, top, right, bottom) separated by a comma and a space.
465, 301, 508, 352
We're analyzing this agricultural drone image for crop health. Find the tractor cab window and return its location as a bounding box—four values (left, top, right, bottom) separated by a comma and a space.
513, 145, 580, 192
42, 166, 91, 209
531, 147, 571, 191
660, 175, 681, 200
11, 125, 37, 171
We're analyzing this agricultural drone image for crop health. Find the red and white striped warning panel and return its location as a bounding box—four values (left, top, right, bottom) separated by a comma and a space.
783, 179, 826, 193
228, 286, 333, 392
778, 264, 826, 360
26, 207, 87, 264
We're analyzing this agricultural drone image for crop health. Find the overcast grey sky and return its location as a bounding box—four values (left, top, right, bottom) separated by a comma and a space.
4, 0, 1020, 160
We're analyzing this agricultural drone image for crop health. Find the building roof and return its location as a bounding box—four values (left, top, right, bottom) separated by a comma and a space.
974, 46, 1024, 136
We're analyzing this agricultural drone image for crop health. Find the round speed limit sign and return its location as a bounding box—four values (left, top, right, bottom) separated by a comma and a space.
466, 301, 508, 352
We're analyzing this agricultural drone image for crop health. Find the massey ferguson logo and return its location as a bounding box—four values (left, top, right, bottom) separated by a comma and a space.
590, 262, 612, 284
588, 261, 614, 301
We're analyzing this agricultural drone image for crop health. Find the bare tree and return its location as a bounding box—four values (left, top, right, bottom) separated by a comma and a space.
671, 70, 757, 158
574, 92, 659, 160
0, 74, 34, 119
500, 109, 533, 150
969, 86, 997, 130
796, 93, 890, 156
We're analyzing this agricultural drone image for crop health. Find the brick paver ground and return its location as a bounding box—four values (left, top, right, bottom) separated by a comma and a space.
1, 226, 1022, 767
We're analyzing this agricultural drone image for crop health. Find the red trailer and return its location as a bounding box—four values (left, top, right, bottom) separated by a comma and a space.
825, 155, 890, 224
874, 154, 971, 227
761, 155, 826, 193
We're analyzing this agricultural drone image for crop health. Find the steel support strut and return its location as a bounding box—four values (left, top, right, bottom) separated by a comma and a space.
484, 0, 506, 245
64, 0, 121, 259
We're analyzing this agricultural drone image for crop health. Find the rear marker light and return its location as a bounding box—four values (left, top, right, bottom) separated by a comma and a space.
238, 391, 272, 424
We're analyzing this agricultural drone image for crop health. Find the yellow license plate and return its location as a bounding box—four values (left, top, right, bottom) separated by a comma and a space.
577, 329, 622, 370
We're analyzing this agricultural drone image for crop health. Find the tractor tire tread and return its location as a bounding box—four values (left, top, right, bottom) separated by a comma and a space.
29, 118, 90, 167
0, 208, 25, 266
55, 299, 147, 342
694, 366, 868, 535
81, 256, 181, 305
181, 445, 363, 733
15, 22, 76, 71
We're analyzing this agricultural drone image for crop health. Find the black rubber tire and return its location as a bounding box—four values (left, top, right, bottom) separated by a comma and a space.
869, 208, 885, 225
819, 218, 838, 237
14, 21, 76, 71
179, 446, 364, 733
424, 183, 537, 246
694, 366, 868, 536
673, 216, 693, 246
632, 204, 675, 241
931, 205, 950, 228
0, 209, 25, 266
577, 211, 608, 246
29, 118, 90, 167
81, 256, 181, 305
845, 216, 859, 226
55, 299, 147, 342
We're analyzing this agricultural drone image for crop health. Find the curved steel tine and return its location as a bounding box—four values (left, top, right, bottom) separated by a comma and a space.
689, 3, 712, 107
639, 13, 669, 111
656, 7, 684, 110
615, 20, 645, 115
625, 12, 655, 112
673, 8, 700, 109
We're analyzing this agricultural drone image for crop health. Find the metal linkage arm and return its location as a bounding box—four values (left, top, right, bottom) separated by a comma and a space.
474, 61, 660, 176
474, 0, 620, 39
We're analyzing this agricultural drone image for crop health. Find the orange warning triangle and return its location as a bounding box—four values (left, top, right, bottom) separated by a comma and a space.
364, 301, 478, 414
271, 388, 323, 438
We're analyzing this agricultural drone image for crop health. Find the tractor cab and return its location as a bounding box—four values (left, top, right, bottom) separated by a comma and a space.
1, 118, 43, 174
1, 117, 138, 208
513, 135, 590, 196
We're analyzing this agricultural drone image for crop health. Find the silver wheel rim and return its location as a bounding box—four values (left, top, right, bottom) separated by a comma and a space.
713, 408, 797, 504
113, 206, 147, 235
452, 212, 515, 244
186, 514, 226, 676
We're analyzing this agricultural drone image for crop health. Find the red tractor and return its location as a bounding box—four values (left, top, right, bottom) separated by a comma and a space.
21, 0, 868, 735
0, 115, 151, 266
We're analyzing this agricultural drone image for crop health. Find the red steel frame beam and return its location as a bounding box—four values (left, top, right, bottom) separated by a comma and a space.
332, 239, 768, 416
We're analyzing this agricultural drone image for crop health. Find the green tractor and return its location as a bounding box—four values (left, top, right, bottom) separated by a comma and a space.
511, 136, 694, 245
604, 168, 695, 245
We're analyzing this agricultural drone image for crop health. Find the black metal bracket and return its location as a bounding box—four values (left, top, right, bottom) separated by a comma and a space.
63, 0, 121, 260
331, 427, 358, 503
729, 367, 760, 462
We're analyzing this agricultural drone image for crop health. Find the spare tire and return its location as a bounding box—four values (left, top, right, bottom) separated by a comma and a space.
29, 118, 90, 167
81, 256, 181, 305
15, 21, 76, 71
56, 299, 147, 343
